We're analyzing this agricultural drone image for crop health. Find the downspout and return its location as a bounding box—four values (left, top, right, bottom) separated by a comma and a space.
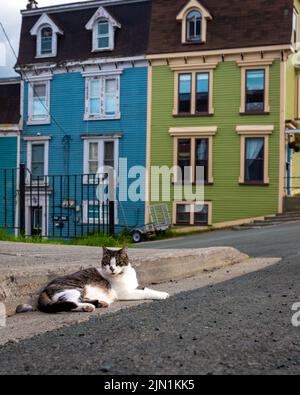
15, 80, 24, 237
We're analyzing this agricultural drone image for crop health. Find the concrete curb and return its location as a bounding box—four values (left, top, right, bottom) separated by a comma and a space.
0, 242, 248, 316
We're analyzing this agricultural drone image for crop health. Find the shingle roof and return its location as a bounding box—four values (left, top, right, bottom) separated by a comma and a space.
0, 81, 21, 124
147, 0, 294, 55
18, 0, 152, 66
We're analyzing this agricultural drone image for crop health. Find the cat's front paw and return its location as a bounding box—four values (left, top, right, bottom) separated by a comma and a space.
156, 292, 170, 300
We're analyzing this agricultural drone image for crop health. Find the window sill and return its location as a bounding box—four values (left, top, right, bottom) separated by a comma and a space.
35, 54, 57, 59
27, 119, 51, 126
240, 111, 270, 116
173, 113, 214, 118
239, 182, 270, 187
173, 182, 214, 186
84, 114, 121, 121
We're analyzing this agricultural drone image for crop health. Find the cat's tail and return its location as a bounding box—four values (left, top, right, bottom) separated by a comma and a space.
38, 291, 77, 314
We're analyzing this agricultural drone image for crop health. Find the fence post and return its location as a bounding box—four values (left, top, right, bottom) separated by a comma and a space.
19, 164, 26, 236
109, 200, 115, 236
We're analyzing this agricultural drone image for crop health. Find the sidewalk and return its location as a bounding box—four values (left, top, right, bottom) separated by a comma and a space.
0, 241, 249, 316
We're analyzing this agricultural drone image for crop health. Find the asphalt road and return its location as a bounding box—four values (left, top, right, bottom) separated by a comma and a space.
0, 222, 299, 375
138, 222, 300, 259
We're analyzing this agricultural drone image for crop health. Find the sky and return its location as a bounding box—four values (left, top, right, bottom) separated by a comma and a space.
0, 0, 87, 78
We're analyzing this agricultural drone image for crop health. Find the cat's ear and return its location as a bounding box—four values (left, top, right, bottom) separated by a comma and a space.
102, 246, 110, 255
121, 245, 128, 254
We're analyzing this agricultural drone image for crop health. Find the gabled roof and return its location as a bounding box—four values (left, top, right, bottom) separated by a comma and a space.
18, 0, 151, 66
148, 0, 294, 55
0, 80, 21, 125
30, 13, 64, 36
85, 6, 121, 30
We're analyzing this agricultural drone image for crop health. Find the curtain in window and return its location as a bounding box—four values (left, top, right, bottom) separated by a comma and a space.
89, 142, 99, 174
245, 138, 264, 182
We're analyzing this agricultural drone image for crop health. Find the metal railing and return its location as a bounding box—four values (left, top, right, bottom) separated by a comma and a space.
0, 165, 115, 239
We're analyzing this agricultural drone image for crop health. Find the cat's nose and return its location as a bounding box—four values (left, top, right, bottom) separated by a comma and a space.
110, 267, 115, 273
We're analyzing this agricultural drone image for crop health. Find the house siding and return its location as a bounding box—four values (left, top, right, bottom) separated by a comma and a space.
21, 67, 148, 234
150, 60, 281, 225
0, 137, 18, 230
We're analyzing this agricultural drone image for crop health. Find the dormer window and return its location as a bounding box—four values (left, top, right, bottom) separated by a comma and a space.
186, 10, 202, 42
41, 27, 53, 55
86, 7, 121, 53
30, 13, 63, 58
177, 0, 212, 45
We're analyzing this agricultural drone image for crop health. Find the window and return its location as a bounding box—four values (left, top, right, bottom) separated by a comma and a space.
293, 10, 299, 44
176, 0, 212, 45
40, 27, 53, 55
174, 69, 214, 116
28, 80, 51, 125
176, 204, 191, 225
170, 126, 217, 184
245, 69, 265, 113
85, 75, 120, 120
178, 139, 191, 182
174, 202, 212, 226
196, 73, 209, 113
30, 14, 63, 58
105, 79, 117, 116
236, 125, 273, 185
238, 62, 271, 114
26, 139, 49, 183
97, 21, 110, 49
194, 204, 209, 226
176, 137, 210, 184
178, 74, 192, 113
186, 11, 202, 42
85, 7, 121, 53
245, 138, 264, 183
83, 138, 118, 181
195, 139, 209, 183
31, 144, 45, 180
82, 201, 108, 224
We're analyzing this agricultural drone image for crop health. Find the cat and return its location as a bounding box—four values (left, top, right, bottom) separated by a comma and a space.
37, 246, 169, 314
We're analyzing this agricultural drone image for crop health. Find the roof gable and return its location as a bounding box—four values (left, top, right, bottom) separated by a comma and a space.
85, 6, 121, 31
176, 0, 212, 21
30, 13, 64, 36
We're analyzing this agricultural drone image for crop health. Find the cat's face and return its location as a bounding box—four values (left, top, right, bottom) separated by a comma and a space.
102, 246, 129, 276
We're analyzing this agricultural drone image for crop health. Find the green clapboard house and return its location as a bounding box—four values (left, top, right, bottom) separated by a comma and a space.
146, 0, 300, 228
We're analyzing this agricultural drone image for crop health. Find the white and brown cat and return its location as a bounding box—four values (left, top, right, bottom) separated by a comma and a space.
37, 246, 169, 314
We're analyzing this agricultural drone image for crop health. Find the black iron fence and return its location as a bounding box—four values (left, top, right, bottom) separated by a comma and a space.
0, 165, 115, 239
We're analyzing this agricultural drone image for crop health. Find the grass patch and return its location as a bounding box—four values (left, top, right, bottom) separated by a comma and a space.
0, 228, 131, 248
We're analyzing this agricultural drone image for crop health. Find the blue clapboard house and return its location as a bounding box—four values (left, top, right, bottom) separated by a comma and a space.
14, 0, 151, 238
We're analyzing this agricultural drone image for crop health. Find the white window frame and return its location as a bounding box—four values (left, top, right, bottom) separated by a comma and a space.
84, 74, 121, 120
93, 19, 114, 52
26, 138, 50, 184
293, 9, 299, 46
37, 25, 57, 58
85, 6, 121, 53
82, 200, 119, 225
83, 138, 119, 182
27, 79, 51, 125
30, 13, 63, 59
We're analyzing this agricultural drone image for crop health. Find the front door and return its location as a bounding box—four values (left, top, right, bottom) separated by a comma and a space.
31, 207, 43, 236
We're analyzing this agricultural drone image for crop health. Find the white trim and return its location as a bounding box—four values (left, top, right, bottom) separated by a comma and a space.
0, 126, 20, 133
85, 6, 121, 52
84, 74, 121, 120
23, 136, 52, 141
30, 13, 63, 59
27, 80, 51, 125
82, 200, 119, 225
236, 125, 274, 134
83, 138, 119, 176
25, 193, 50, 237
21, 0, 148, 16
